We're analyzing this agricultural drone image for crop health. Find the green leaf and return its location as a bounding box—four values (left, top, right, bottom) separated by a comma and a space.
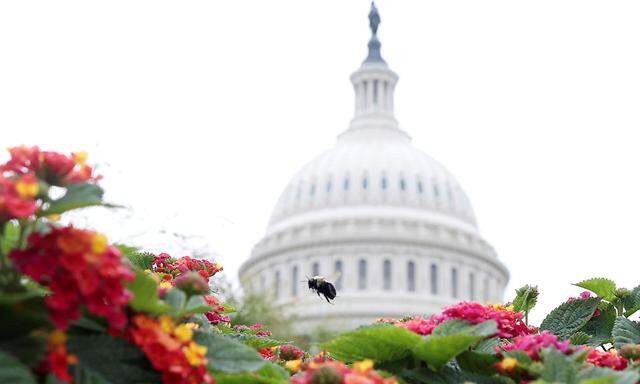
0, 220, 20, 256
432, 319, 498, 337
456, 350, 499, 375
413, 333, 485, 370
570, 331, 593, 345
575, 278, 617, 301
0, 350, 37, 384
612, 317, 640, 349
193, 332, 265, 374
116, 245, 155, 270
475, 337, 501, 354
228, 334, 289, 350
540, 297, 600, 339
42, 183, 107, 215
179, 295, 212, 317
165, 288, 186, 310
622, 285, 640, 317
126, 270, 170, 314
0, 335, 46, 368
319, 324, 422, 363
512, 284, 539, 313
400, 365, 514, 384
67, 333, 160, 384
213, 363, 289, 384
581, 302, 616, 346
578, 366, 640, 384
539, 348, 579, 384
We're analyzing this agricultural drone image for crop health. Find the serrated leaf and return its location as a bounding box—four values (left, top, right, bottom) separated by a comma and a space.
400, 365, 513, 384
126, 270, 171, 314
193, 332, 265, 373
228, 334, 289, 350
320, 324, 422, 363
413, 333, 485, 370
474, 337, 501, 354
575, 278, 617, 301
178, 295, 212, 317
117, 245, 155, 270
67, 333, 160, 384
41, 183, 106, 215
0, 350, 37, 384
581, 302, 616, 346
540, 297, 600, 339
512, 284, 539, 313
432, 319, 498, 337
0, 220, 20, 256
570, 331, 593, 345
612, 317, 640, 349
622, 285, 640, 317
578, 366, 640, 384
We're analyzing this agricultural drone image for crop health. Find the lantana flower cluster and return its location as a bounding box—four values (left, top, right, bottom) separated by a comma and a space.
233, 323, 272, 337
291, 359, 397, 384
41, 330, 78, 383
11, 226, 134, 331
500, 331, 572, 360
152, 253, 222, 284
385, 302, 534, 338
129, 315, 213, 384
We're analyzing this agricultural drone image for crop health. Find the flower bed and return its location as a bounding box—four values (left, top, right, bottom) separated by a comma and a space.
1, 146, 640, 384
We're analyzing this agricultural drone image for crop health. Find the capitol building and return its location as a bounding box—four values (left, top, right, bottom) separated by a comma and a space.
239, 3, 509, 334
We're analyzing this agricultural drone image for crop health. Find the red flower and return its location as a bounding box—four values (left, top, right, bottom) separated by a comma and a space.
259, 347, 277, 361
11, 226, 134, 331
152, 254, 222, 283
392, 302, 533, 339
500, 332, 572, 361
279, 345, 305, 361
203, 295, 230, 325
291, 359, 397, 384
587, 349, 628, 371
42, 330, 77, 383
0, 175, 39, 220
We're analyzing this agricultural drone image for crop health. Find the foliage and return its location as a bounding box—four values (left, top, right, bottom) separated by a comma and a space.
3, 146, 640, 384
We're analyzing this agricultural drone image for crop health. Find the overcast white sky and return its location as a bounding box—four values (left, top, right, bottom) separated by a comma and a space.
1, 1, 639, 323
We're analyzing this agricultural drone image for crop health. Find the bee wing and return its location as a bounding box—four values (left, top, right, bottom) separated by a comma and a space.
325, 270, 342, 284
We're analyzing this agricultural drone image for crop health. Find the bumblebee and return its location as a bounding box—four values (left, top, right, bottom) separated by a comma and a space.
306, 276, 337, 303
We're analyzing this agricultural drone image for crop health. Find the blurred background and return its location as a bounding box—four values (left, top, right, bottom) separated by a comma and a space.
1, 1, 639, 340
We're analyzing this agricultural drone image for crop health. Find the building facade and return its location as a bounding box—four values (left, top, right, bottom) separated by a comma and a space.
239, 4, 509, 335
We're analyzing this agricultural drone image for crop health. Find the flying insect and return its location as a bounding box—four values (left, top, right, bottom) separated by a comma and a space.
306, 276, 337, 304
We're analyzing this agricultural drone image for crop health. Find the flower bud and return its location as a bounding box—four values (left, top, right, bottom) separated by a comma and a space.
619, 344, 640, 360
174, 272, 209, 296
279, 345, 305, 361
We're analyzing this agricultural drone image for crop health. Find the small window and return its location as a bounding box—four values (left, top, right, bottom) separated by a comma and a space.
312, 262, 320, 277
291, 266, 298, 296
334, 260, 343, 290
383, 259, 392, 290
381, 177, 388, 190
274, 271, 281, 298
469, 272, 476, 300
310, 184, 316, 196
430, 264, 438, 294
451, 268, 458, 298
326, 180, 332, 193
358, 259, 367, 290
400, 179, 406, 191
417, 181, 424, 194
343, 177, 350, 190
362, 177, 368, 189
433, 184, 440, 198
407, 261, 416, 291
373, 79, 379, 104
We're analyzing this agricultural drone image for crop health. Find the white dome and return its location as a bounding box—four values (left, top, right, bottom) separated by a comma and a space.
239, 3, 508, 335
268, 127, 477, 232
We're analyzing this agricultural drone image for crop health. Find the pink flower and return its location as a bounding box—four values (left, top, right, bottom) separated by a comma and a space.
500, 332, 572, 361
587, 349, 628, 370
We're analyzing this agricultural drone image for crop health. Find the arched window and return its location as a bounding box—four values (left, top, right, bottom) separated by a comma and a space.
469, 272, 476, 300
291, 266, 298, 296
400, 179, 406, 191
358, 259, 367, 290
430, 264, 438, 294
362, 177, 368, 189
483, 278, 490, 302
383, 259, 392, 290
343, 177, 350, 190
407, 261, 416, 291
326, 180, 332, 193
310, 184, 316, 196
312, 262, 320, 277
381, 176, 388, 190
417, 180, 424, 194
451, 268, 458, 298
334, 260, 343, 290
433, 184, 440, 198
274, 271, 281, 299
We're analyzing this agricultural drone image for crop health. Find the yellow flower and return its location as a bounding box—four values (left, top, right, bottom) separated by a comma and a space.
159, 281, 173, 290
353, 359, 374, 373
497, 357, 518, 372
15, 179, 38, 199
73, 151, 88, 165
505, 305, 515, 312
182, 341, 207, 366
47, 214, 61, 222
159, 316, 175, 333
48, 329, 67, 347
90, 233, 108, 254
285, 359, 302, 373
174, 324, 194, 343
